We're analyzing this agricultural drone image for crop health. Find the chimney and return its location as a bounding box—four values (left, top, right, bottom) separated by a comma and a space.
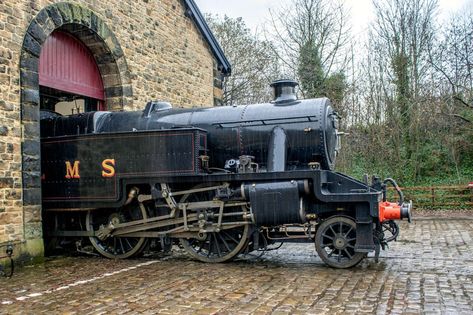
270, 79, 299, 104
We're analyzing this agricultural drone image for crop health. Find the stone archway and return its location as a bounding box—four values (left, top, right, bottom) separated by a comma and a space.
19, 3, 132, 230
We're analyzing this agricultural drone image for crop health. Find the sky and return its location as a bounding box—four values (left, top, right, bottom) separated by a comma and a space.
194, 0, 471, 36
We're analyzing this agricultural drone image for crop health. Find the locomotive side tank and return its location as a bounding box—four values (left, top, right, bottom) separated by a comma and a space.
40, 80, 411, 268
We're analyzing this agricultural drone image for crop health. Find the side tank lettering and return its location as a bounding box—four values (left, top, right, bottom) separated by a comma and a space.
101, 159, 116, 178
65, 161, 80, 179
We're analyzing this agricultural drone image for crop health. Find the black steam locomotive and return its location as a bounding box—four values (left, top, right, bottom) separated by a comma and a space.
40, 80, 411, 268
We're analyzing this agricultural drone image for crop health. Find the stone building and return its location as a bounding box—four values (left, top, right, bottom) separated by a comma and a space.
0, 0, 230, 263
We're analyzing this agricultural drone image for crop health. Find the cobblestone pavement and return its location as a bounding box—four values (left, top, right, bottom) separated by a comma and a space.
1, 218, 473, 314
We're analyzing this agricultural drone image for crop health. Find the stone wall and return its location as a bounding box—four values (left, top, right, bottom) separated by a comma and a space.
0, 0, 222, 263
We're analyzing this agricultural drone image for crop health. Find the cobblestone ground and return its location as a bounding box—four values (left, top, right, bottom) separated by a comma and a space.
1, 218, 473, 314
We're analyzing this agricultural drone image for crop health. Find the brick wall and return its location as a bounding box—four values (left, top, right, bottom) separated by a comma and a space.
0, 0, 222, 263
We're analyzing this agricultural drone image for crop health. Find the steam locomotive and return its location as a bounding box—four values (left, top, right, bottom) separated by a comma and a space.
40, 80, 411, 268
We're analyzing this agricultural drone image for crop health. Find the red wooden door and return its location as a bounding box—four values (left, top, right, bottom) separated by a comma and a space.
39, 31, 105, 103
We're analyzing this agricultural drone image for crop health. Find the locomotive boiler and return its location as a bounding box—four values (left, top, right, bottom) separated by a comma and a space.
40, 79, 411, 268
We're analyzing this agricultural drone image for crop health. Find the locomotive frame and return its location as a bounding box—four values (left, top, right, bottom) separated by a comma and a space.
40, 80, 411, 268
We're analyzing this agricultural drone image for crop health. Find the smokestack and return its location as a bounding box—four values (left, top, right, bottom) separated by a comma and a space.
270, 79, 299, 104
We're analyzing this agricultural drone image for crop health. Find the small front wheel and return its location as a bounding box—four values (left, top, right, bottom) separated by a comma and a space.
315, 216, 365, 268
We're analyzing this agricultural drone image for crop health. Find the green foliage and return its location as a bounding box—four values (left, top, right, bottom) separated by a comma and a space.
297, 41, 325, 98
337, 122, 473, 188
297, 41, 347, 111
324, 72, 346, 107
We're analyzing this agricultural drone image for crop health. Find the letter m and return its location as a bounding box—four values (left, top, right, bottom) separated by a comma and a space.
65, 161, 80, 179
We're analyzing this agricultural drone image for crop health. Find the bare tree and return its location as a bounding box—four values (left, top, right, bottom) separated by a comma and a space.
367, 0, 438, 179
371, 0, 437, 116
428, 8, 473, 179
206, 15, 281, 105
266, 0, 350, 104
430, 9, 473, 121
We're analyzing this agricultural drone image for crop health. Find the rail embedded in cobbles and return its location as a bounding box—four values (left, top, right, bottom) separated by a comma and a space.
0, 219, 472, 314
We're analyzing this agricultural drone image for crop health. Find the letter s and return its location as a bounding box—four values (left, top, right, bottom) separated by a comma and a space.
101, 159, 116, 178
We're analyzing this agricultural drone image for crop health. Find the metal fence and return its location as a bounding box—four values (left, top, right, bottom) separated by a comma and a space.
388, 185, 473, 209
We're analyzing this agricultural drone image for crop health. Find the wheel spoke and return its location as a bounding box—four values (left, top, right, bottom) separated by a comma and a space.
113, 237, 117, 255
119, 238, 125, 254
322, 233, 334, 240
218, 233, 231, 252
213, 234, 222, 257
337, 249, 342, 262
207, 236, 213, 257
343, 249, 353, 259
222, 230, 239, 245
344, 226, 353, 237
322, 241, 333, 247
125, 238, 132, 249
329, 225, 337, 236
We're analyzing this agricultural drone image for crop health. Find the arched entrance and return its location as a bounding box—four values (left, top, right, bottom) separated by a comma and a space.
40, 30, 105, 114
19, 3, 133, 245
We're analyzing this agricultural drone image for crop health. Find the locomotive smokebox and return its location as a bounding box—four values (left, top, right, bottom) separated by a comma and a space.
270, 79, 299, 104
